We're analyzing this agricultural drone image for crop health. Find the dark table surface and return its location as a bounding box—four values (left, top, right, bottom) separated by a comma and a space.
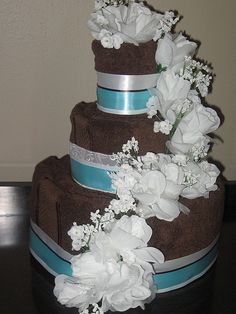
0, 184, 235, 314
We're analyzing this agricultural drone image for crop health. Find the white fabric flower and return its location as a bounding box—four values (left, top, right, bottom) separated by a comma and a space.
172, 154, 188, 166
146, 96, 159, 119
102, 264, 154, 312
181, 161, 220, 199
88, 3, 165, 46
155, 32, 197, 73
54, 273, 103, 312
132, 170, 184, 221
142, 152, 159, 170
153, 69, 191, 123
166, 103, 220, 155
110, 164, 142, 197
99, 29, 123, 49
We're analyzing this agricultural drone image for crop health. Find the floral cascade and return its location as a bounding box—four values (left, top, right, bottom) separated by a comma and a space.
54, 1, 221, 313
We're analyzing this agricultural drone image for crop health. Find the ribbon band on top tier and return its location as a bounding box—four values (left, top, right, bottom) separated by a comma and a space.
96, 72, 159, 115
70, 142, 118, 193
30, 219, 219, 293
97, 72, 159, 91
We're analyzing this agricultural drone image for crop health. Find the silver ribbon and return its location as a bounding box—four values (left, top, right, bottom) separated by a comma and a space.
97, 72, 159, 91
69, 142, 118, 170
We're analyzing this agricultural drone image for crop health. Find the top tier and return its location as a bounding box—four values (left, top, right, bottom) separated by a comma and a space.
93, 40, 158, 115
92, 40, 157, 75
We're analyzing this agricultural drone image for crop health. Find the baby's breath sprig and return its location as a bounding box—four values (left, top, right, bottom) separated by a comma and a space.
112, 137, 140, 167
180, 56, 213, 97
95, 0, 136, 10
154, 11, 179, 41
81, 303, 104, 314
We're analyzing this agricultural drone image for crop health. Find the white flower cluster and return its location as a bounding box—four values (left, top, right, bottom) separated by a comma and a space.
153, 11, 180, 41
180, 56, 213, 97
122, 136, 139, 154
68, 222, 97, 251
95, 0, 134, 10
146, 32, 220, 162
88, 2, 179, 48
54, 215, 164, 313
154, 120, 173, 135
190, 137, 211, 162
110, 138, 220, 221
112, 137, 142, 169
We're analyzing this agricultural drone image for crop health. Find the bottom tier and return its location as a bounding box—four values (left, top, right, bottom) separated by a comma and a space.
29, 155, 225, 293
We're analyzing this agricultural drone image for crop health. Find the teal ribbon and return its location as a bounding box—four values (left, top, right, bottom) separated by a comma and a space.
97, 87, 151, 114
70, 158, 115, 193
154, 245, 218, 291
30, 227, 72, 276
30, 226, 218, 292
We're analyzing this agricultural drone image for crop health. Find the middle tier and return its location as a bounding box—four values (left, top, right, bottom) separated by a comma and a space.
70, 101, 166, 155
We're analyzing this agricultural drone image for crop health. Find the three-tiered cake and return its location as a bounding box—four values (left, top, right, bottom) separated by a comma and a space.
29, 1, 224, 313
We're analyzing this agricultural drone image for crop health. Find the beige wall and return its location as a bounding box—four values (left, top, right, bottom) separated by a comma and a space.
0, 0, 235, 181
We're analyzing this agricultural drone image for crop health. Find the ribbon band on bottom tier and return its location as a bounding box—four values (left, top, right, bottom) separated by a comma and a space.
29, 220, 219, 293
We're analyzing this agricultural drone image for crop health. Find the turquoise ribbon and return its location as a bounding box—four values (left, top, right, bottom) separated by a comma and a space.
70, 158, 115, 193
30, 226, 218, 292
97, 87, 151, 114
154, 245, 218, 291
30, 227, 72, 276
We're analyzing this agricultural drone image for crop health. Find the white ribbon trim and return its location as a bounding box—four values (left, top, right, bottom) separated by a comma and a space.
69, 142, 118, 171
31, 220, 72, 262
97, 72, 159, 91
97, 103, 148, 115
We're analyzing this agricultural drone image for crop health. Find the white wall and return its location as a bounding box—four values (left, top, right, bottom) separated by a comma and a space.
0, 0, 235, 181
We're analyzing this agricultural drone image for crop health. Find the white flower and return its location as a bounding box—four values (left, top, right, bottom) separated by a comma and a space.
155, 33, 197, 73
68, 222, 84, 241
102, 263, 154, 312
88, 3, 167, 46
132, 170, 183, 221
111, 215, 152, 247
98, 29, 123, 49
153, 69, 191, 123
67, 223, 94, 251
172, 154, 188, 166
181, 161, 220, 199
166, 103, 220, 155
54, 274, 103, 312
110, 165, 142, 197
146, 96, 159, 119
71, 252, 111, 283
153, 120, 173, 135
142, 152, 159, 170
